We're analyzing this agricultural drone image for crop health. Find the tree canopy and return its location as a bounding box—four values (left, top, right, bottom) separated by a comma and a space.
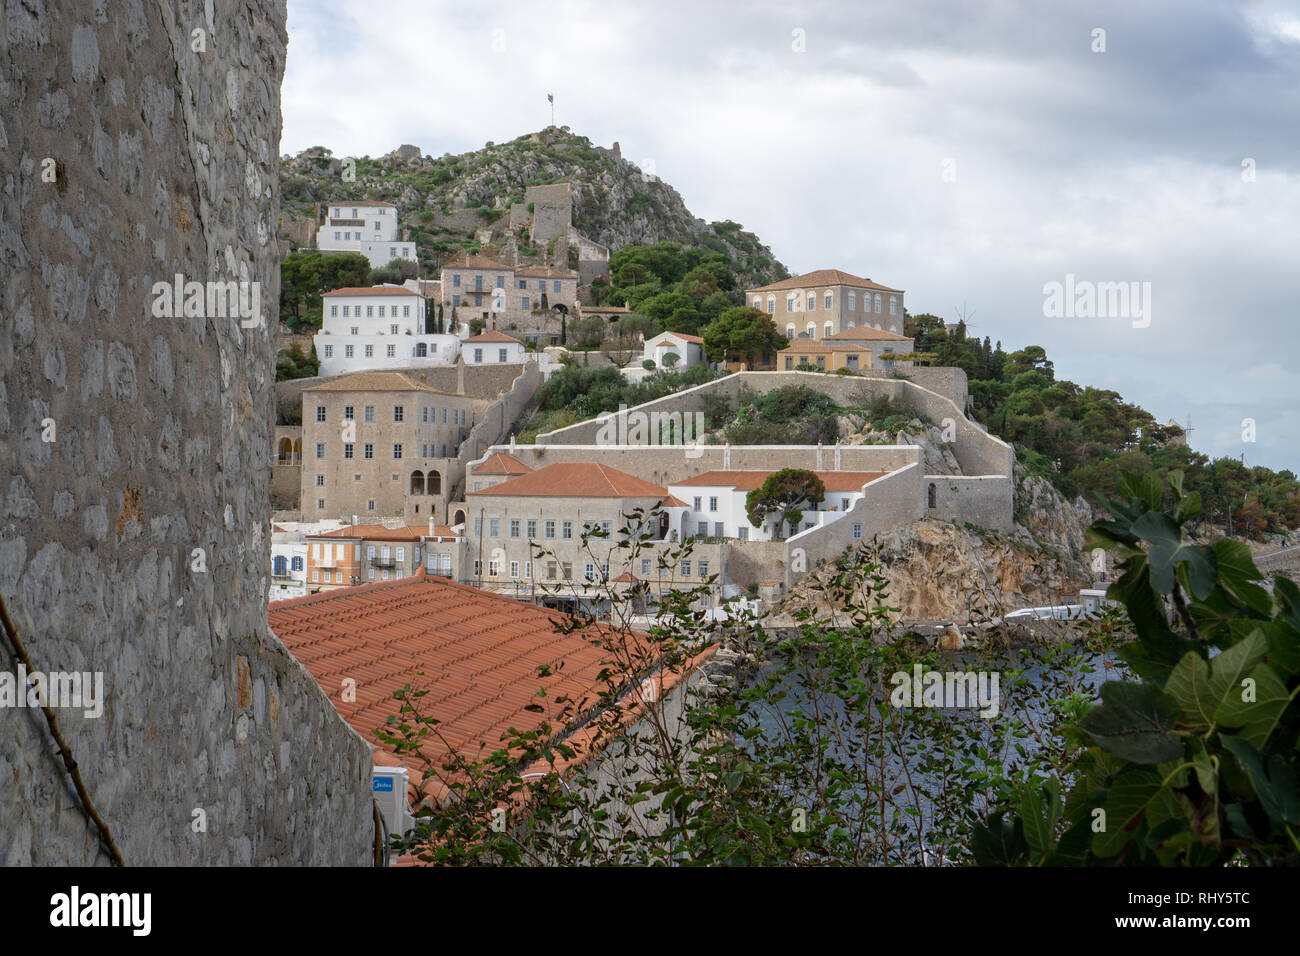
745, 468, 826, 537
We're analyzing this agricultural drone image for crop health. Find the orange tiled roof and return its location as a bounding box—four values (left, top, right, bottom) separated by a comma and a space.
653, 331, 704, 345
823, 325, 912, 342
443, 255, 510, 271
659, 494, 689, 508
322, 286, 419, 297
781, 340, 873, 353
268, 572, 660, 801
303, 371, 453, 394
308, 523, 445, 542
748, 269, 904, 294
328, 200, 396, 208
672, 470, 887, 492
473, 452, 533, 476
463, 329, 522, 344
468, 462, 668, 499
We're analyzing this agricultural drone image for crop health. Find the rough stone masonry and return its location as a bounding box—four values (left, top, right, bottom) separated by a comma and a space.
0, 0, 374, 863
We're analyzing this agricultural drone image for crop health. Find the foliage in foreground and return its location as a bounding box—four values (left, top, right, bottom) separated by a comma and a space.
975, 471, 1300, 866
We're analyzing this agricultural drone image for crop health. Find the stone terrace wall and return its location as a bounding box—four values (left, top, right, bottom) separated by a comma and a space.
857, 365, 969, 410
538, 371, 1011, 480
0, 0, 372, 865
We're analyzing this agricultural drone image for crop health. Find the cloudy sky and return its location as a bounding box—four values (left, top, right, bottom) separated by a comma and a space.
282, 0, 1300, 473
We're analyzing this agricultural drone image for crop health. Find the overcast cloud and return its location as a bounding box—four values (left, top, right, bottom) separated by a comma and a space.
282, 0, 1300, 472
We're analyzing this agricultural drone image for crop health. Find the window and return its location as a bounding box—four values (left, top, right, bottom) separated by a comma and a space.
452, 294, 460, 307
315, 443, 325, 459
386, 344, 395, 358
786, 325, 795, 340
584, 562, 595, 582
291, 556, 303, 572
474, 275, 483, 291
698, 560, 709, 578
544, 520, 556, 539
562, 562, 572, 580
518, 279, 527, 289
316, 499, 324, 510
488, 518, 499, 538
641, 559, 651, 575
546, 561, 557, 581
693, 496, 702, 511
807, 291, 816, 311
522, 296, 530, 309
510, 560, 520, 578
474, 348, 483, 362
708, 496, 718, 512
785, 357, 794, 370
473, 559, 481, 576
524, 561, 531, 578
473, 517, 482, 537
766, 295, 775, 314
562, 521, 573, 540
841, 498, 850, 510
890, 296, 898, 315
363, 443, 373, 459
392, 444, 403, 459
848, 291, 856, 310
553, 280, 561, 293
315, 406, 326, 422
377, 306, 385, 318
681, 561, 691, 577
498, 348, 507, 362
442, 408, 447, 424
365, 306, 373, 318
364, 344, 373, 358
452, 274, 461, 288
852, 522, 863, 540
343, 443, 353, 459
349, 326, 359, 336
315, 474, 325, 487
738, 526, 748, 541
526, 519, 537, 539
364, 405, 375, 422
344, 345, 353, 358
312, 571, 319, 582
367, 499, 375, 511
874, 294, 882, 313
393, 405, 404, 422
487, 559, 499, 577
510, 519, 521, 538
714, 522, 724, 537
342, 306, 349, 318
825, 322, 833, 337
390, 324, 399, 335
807, 323, 815, 337
323, 344, 333, 358
600, 520, 612, 536
753, 297, 762, 309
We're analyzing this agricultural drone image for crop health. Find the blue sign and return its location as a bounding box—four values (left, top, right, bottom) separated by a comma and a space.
372, 777, 394, 792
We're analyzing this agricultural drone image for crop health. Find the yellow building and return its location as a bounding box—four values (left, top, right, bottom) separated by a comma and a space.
776, 339, 873, 372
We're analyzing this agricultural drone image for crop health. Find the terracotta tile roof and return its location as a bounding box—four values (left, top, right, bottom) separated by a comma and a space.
443, 255, 510, 271
671, 470, 888, 492
472, 452, 533, 476
747, 269, 904, 294
515, 266, 578, 278
304, 371, 455, 394
609, 572, 638, 583
463, 329, 522, 344
781, 340, 873, 353
308, 524, 453, 542
659, 494, 689, 508
329, 200, 396, 208
652, 332, 705, 345
468, 462, 668, 499
322, 286, 420, 297
268, 572, 662, 802
823, 325, 912, 342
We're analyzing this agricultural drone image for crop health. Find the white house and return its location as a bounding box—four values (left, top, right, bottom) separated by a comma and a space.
462, 329, 527, 364
665, 469, 886, 541
316, 201, 417, 270
315, 285, 461, 376
643, 331, 707, 370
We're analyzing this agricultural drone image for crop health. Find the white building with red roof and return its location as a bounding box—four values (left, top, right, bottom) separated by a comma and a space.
315, 285, 462, 375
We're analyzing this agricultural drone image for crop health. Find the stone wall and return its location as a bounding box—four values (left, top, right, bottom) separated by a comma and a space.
857, 365, 969, 410
927, 475, 1015, 533
0, 0, 373, 865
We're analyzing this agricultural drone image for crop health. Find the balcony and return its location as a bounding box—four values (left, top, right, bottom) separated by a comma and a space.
275, 454, 301, 466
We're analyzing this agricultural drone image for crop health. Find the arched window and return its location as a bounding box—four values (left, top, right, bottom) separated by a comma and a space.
785, 324, 795, 340
928, 483, 937, 509
847, 319, 856, 329
427, 470, 442, 495
806, 291, 816, 311
848, 291, 856, 311
824, 322, 833, 338
874, 294, 882, 313
890, 296, 898, 315
806, 323, 815, 337
766, 295, 775, 314
410, 470, 425, 494
786, 293, 797, 312
753, 296, 762, 309
453, 509, 466, 527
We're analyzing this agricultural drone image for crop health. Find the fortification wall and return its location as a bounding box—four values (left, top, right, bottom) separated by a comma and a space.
0, 0, 373, 864
926, 475, 1015, 532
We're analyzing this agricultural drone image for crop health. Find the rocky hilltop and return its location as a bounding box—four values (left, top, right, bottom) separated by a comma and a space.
279, 127, 787, 289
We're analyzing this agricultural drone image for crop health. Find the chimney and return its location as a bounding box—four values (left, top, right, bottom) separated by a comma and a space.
428, 515, 435, 537
351, 514, 358, 527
